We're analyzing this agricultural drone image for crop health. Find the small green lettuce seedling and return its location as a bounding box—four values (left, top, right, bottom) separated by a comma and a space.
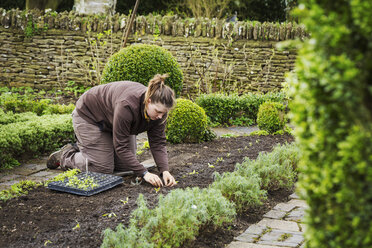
66, 174, 99, 190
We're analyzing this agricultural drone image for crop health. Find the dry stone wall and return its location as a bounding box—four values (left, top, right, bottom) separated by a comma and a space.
0, 8, 307, 97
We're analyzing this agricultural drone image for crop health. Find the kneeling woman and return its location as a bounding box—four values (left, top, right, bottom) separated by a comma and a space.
47, 74, 176, 187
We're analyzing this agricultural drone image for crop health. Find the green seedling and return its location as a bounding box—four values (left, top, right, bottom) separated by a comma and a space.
208, 163, 215, 168
189, 170, 199, 175
44, 240, 52, 246
120, 197, 129, 205
154, 187, 161, 193
66, 174, 99, 190
72, 221, 80, 230
226, 153, 231, 157
45, 169, 81, 186
103, 212, 117, 218
249, 142, 253, 147
216, 157, 224, 163
221, 133, 238, 138
131, 177, 143, 185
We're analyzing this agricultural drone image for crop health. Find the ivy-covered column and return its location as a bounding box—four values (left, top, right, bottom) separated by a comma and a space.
289, 0, 372, 247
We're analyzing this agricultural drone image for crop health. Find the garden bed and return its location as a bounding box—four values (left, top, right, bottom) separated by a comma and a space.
0, 134, 294, 248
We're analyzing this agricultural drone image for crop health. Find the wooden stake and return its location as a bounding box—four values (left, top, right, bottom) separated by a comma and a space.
122, 0, 141, 48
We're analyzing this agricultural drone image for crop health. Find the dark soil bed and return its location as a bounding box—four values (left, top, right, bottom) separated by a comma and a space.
0, 134, 294, 248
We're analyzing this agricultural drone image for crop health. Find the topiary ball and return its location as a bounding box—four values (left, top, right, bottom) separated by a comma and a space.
166, 99, 208, 143
101, 44, 183, 96
257, 101, 286, 133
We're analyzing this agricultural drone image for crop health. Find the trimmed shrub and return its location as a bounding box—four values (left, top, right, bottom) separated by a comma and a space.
257, 101, 286, 133
101, 187, 236, 248
0, 90, 75, 115
0, 109, 37, 125
101, 44, 184, 96
166, 99, 210, 143
289, 1, 372, 247
0, 114, 74, 169
195, 92, 286, 127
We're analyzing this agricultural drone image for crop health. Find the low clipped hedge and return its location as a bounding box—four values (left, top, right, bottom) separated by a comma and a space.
0, 109, 37, 125
195, 92, 286, 127
257, 101, 286, 133
166, 99, 212, 144
0, 114, 74, 169
0, 92, 75, 115
101, 44, 184, 96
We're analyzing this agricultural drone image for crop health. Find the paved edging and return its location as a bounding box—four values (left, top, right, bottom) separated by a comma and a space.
227, 193, 306, 248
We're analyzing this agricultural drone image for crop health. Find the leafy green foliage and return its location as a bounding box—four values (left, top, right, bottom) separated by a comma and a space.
257, 101, 286, 133
289, 1, 372, 247
0, 88, 74, 115
102, 187, 236, 248
45, 169, 81, 185
195, 92, 286, 127
101, 44, 184, 96
166, 99, 212, 143
211, 171, 266, 211
66, 174, 99, 190
0, 114, 74, 169
0, 180, 40, 202
0, 109, 37, 125
235, 143, 300, 191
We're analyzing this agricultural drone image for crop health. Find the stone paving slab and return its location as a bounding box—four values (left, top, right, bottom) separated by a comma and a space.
258, 229, 304, 247
263, 209, 287, 220
289, 193, 299, 199
287, 199, 308, 209
227, 242, 290, 248
257, 219, 301, 232
228, 198, 307, 248
285, 208, 306, 222
273, 202, 297, 212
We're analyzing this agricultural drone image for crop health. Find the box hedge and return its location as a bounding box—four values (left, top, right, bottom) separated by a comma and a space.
257, 101, 286, 133
290, 1, 372, 247
101, 44, 184, 96
166, 99, 212, 143
0, 114, 74, 169
195, 92, 286, 127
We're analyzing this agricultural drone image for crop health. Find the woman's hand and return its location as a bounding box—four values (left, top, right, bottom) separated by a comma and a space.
162, 171, 177, 187
143, 172, 163, 187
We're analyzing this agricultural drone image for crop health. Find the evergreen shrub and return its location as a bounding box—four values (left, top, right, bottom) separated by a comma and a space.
101, 44, 184, 96
102, 187, 236, 248
166, 99, 211, 143
0, 91, 75, 115
0, 114, 74, 169
195, 92, 285, 126
0, 109, 37, 125
257, 101, 286, 133
289, 1, 372, 247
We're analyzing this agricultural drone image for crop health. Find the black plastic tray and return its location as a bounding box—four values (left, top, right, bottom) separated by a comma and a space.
47, 172, 124, 196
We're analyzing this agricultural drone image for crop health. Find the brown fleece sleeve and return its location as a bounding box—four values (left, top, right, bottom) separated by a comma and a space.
147, 117, 169, 174
113, 104, 147, 176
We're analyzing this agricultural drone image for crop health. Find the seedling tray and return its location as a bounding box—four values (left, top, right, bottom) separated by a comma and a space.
47, 172, 124, 196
